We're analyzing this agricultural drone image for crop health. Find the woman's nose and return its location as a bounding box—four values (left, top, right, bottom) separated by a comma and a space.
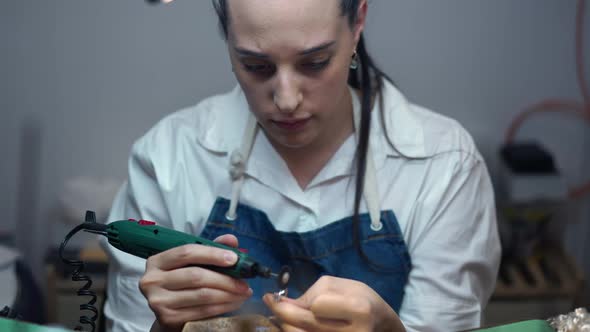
273, 72, 302, 113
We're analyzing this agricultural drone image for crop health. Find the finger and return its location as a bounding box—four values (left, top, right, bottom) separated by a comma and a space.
264, 295, 315, 331
151, 287, 252, 310
214, 234, 239, 248
263, 294, 348, 331
292, 275, 343, 308
157, 266, 251, 294
277, 296, 308, 308
147, 243, 239, 271
280, 324, 308, 332
310, 293, 370, 322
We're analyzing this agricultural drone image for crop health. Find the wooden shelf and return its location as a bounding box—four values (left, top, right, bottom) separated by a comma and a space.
493, 251, 584, 300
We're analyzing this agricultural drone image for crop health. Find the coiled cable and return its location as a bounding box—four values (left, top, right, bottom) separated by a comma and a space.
58, 211, 107, 332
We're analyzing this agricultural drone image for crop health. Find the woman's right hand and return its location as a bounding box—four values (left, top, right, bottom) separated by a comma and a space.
139, 234, 253, 332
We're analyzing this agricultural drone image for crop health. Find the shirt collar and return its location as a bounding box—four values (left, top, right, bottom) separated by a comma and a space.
194, 85, 249, 154
369, 80, 427, 159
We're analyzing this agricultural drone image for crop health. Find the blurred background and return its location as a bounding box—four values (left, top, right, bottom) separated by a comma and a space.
0, 0, 588, 330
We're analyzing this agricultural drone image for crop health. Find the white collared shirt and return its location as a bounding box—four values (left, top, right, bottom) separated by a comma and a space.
102, 81, 501, 332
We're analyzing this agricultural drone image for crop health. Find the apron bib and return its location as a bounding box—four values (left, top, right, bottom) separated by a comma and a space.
200, 197, 411, 315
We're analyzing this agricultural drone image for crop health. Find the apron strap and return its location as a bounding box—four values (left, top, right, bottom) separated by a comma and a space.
226, 114, 258, 220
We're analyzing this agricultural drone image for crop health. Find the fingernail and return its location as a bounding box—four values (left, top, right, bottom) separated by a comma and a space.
236, 280, 249, 292
247, 287, 254, 295
224, 251, 238, 264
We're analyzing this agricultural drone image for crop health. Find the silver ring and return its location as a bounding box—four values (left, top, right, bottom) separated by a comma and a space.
273, 289, 287, 302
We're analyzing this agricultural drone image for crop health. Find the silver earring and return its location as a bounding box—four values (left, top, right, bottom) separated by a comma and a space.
350, 51, 359, 70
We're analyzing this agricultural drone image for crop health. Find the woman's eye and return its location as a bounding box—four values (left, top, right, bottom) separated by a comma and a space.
301, 59, 330, 71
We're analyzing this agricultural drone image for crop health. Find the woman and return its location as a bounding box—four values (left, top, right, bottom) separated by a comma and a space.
102, 0, 501, 331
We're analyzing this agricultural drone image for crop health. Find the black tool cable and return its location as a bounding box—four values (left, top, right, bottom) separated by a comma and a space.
58, 211, 107, 332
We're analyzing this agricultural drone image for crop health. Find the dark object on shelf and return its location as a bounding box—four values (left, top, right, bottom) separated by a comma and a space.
500, 142, 558, 174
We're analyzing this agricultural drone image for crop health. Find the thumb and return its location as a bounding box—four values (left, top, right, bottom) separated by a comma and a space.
290, 281, 325, 309
276, 295, 309, 308
269, 288, 314, 309
213, 234, 239, 248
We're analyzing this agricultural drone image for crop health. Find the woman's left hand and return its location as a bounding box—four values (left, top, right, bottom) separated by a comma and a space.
262, 276, 406, 332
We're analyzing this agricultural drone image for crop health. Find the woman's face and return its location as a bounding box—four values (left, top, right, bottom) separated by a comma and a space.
226, 0, 365, 151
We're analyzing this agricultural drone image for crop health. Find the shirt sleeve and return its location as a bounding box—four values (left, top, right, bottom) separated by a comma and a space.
100, 137, 172, 332
398, 154, 501, 332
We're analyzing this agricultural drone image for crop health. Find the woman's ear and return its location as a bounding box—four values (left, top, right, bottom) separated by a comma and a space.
353, 0, 368, 45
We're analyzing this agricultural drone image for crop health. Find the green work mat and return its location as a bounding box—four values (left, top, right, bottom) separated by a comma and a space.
0, 318, 72, 332
0, 317, 555, 332
475, 320, 554, 332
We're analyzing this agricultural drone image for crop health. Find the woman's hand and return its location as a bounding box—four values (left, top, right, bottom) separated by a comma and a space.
263, 276, 405, 332
139, 234, 253, 332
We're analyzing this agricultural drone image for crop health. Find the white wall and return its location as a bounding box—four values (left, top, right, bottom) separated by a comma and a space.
1, 0, 589, 291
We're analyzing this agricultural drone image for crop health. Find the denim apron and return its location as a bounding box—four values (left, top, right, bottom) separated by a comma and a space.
199, 90, 412, 315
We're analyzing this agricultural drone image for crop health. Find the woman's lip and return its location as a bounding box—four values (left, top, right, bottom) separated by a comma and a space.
271, 118, 311, 130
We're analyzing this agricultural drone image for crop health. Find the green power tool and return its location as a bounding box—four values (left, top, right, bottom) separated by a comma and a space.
109, 218, 286, 279
66, 211, 289, 282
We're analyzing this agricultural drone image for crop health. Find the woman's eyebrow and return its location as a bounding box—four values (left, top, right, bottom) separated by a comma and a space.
234, 41, 336, 58
234, 47, 270, 59
298, 41, 336, 55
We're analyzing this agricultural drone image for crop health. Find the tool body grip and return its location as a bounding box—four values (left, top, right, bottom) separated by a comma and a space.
106, 220, 257, 278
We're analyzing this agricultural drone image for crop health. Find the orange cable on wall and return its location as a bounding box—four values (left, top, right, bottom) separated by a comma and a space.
505, 0, 590, 199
